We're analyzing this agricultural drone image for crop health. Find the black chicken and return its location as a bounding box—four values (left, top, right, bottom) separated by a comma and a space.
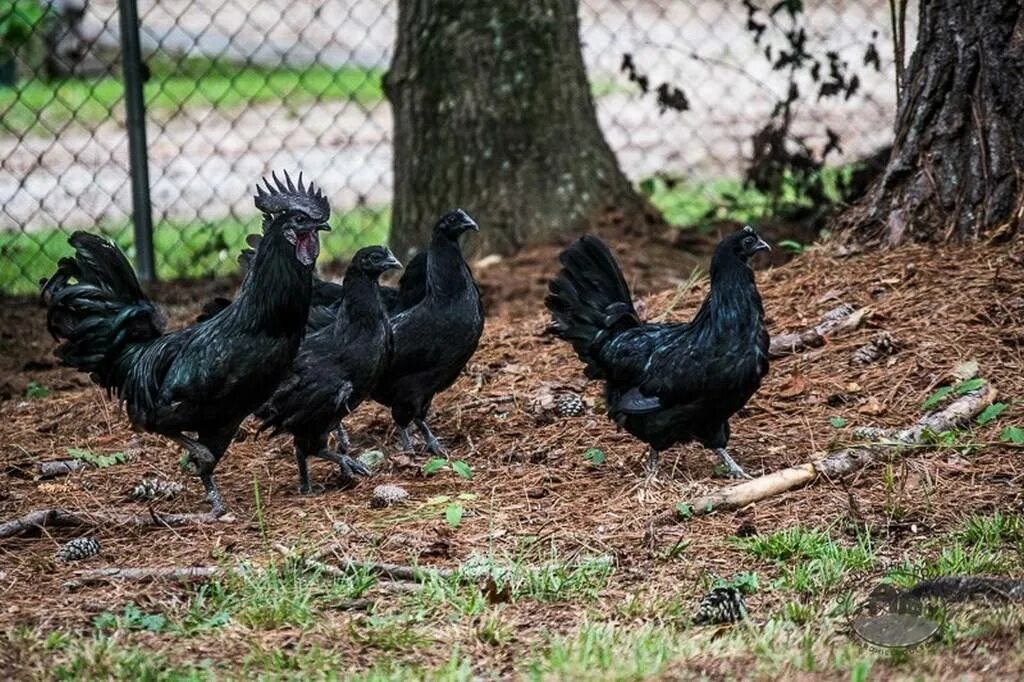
545, 226, 770, 478
255, 245, 402, 493
41, 172, 329, 513
371, 209, 484, 454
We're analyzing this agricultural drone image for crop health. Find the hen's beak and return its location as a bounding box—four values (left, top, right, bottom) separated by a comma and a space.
382, 249, 403, 271
753, 238, 771, 253
462, 217, 479, 233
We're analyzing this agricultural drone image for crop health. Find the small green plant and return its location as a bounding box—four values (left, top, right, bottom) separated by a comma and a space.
714, 572, 760, 595
93, 603, 167, 634
976, 402, 1007, 426
828, 416, 847, 428
777, 239, 806, 254
675, 503, 694, 519
451, 460, 473, 479
422, 457, 448, 475
445, 502, 464, 528
999, 425, 1024, 444
25, 381, 49, 399
67, 448, 127, 469
583, 448, 606, 466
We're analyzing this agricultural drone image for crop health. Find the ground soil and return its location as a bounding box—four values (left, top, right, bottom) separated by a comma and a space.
1, 234, 1023, 678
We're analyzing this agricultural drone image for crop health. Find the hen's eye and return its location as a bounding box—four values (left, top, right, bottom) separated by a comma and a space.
743, 236, 754, 247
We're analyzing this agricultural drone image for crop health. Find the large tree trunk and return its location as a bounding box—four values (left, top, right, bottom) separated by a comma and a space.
384, 0, 659, 258
839, 0, 1024, 245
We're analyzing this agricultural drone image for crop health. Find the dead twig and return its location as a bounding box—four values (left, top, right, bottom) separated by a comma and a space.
35, 460, 89, 479
769, 304, 868, 358
0, 508, 234, 539
64, 565, 236, 590
653, 382, 997, 530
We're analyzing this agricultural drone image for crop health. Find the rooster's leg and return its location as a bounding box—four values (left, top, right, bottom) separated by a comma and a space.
175, 435, 227, 515
315, 449, 371, 484
333, 424, 351, 454
295, 450, 313, 494
397, 426, 416, 453
713, 448, 751, 479
414, 419, 447, 456
644, 447, 660, 477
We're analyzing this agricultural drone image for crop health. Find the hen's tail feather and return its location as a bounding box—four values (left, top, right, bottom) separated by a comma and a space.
544, 236, 640, 377
41, 232, 164, 389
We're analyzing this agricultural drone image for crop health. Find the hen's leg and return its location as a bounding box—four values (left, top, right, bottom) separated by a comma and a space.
174, 435, 227, 516
397, 426, 416, 453
644, 447, 660, 477
333, 424, 351, 454
414, 419, 447, 456
713, 448, 751, 479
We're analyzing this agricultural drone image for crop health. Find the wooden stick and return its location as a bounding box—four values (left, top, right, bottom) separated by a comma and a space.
64, 565, 235, 590
0, 507, 234, 539
298, 541, 457, 582
36, 460, 89, 479
656, 383, 997, 528
768, 304, 868, 358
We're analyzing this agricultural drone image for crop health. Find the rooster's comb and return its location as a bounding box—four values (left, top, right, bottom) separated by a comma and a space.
254, 171, 330, 223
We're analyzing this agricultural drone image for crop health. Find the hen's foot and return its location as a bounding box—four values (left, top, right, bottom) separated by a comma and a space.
713, 448, 751, 480
316, 449, 371, 484
333, 424, 351, 454
397, 427, 416, 453
414, 419, 447, 456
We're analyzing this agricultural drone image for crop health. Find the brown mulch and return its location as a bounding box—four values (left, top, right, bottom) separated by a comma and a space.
1, 238, 1023, 673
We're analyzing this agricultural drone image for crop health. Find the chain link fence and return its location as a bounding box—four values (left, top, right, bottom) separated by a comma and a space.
0, 0, 902, 293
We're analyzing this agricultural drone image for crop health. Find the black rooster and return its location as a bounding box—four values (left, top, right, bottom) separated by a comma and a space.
255, 245, 401, 493
371, 209, 484, 454
41, 172, 329, 513
545, 227, 770, 478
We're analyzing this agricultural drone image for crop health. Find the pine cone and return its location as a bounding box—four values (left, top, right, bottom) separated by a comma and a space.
371, 484, 409, 508
131, 478, 185, 501
57, 537, 101, 563
693, 587, 747, 625
553, 392, 586, 417
852, 332, 898, 365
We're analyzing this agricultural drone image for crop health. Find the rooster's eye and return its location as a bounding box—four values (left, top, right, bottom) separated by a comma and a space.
743, 236, 754, 247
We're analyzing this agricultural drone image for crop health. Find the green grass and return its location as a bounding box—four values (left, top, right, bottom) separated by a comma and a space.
1, 57, 383, 136
0, 205, 389, 294
734, 526, 876, 594
641, 166, 856, 230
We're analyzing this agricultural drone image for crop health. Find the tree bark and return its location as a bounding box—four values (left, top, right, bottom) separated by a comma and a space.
839, 0, 1024, 245
384, 0, 659, 258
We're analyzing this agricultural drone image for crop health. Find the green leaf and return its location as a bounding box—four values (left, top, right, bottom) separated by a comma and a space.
456, 492, 478, 501
426, 495, 451, 505
777, 239, 805, 254
358, 450, 385, 469
953, 378, 985, 396
976, 403, 1008, 426
25, 381, 49, 399
67, 448, 126, 469
583, 448, 606, 465
451, 460, 473, 479
675, 503, 693, 519
638, 178, 656, 197
999, 426, 1024, 444
828, 416, 847, 428
445, 503, 464, 528
922, 385, 952, 410
421, 458, 448, 475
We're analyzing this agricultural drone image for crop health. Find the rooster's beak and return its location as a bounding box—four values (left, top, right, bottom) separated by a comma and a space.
317, 223, 332, 232
753, 238, 771, 253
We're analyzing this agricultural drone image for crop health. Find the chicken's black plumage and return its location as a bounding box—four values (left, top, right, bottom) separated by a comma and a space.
255, 245, 401, 493
545, 227, 770, 477
41, 172, 329, 513
371, 209, 484, 454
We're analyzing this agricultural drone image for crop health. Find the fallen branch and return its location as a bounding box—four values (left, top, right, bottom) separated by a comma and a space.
36, 459, 89, 479
769, 304, 867, 358
0, 508, 234, 539
653, 383, 997, 530
303, 541, 457, 582
64, 565, 235, 590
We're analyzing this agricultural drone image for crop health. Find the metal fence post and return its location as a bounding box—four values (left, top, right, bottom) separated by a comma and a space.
117, 0, 155, 282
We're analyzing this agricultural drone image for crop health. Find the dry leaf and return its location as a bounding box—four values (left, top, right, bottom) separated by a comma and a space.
858, 397, 886, 416
778, 373, 808, 399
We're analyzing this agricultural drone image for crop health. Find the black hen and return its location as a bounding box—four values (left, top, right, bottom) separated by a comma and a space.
41, 172, 329, 513
255, 245, 401, 493
545, 227, 770, 478
371, 209, 484, 454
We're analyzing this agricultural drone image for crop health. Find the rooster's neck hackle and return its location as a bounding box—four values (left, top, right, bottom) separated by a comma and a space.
233, 231, 313, 331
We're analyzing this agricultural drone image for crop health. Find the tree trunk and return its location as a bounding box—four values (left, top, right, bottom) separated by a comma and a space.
384, 0, 659, 258
839, 0, 1024, 245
